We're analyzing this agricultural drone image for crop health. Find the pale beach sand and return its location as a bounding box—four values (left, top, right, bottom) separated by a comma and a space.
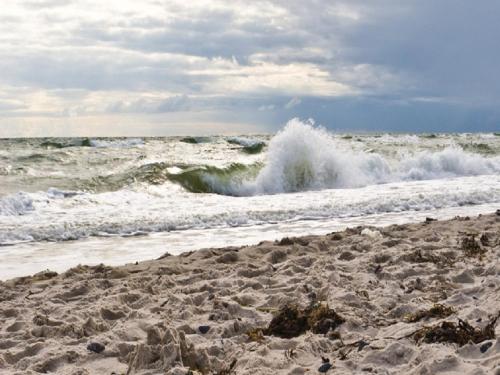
0, 213, 499, 374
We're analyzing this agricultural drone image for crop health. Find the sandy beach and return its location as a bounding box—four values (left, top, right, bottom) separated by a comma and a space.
0, 212, 499, 374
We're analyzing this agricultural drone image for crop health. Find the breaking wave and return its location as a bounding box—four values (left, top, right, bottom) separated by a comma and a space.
227, 137, 266, 154
64, 162, 176, 193
169, 119, 500, 196
167, 163, 262, 195
179, 136, 211, 144
23, 121, 498, 196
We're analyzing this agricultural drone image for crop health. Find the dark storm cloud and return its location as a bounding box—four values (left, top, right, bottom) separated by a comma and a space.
0, 0, 499, 134
338, 1, 500, 104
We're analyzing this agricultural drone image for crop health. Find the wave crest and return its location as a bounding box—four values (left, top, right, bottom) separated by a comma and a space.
227, 137, 266, 154
167, 163, 261, 195
168, 119, 500, 196
250, 119, 390, 194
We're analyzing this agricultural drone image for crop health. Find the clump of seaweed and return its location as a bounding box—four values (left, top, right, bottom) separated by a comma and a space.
480, 233, 491, 246
263, 305, 308, 338
246, 328, 265, 342
261, 303, 345, 339
276, 237, 310, 246
308, 303, 345, 334
329, 233, 343, 241
405, 304, 455, 323
461, 234, 486, 258
277, 237, 294, 246
402, 249, 455, 267
413, 313, 499, 346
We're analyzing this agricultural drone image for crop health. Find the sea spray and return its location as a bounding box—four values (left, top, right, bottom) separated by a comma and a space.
400, 148, 500, 180
170, 119, 500, 196
0, 193, 34, 216
249, 119, 391, 194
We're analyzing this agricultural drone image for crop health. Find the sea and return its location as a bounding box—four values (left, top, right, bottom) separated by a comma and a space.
1, 119, 500, 279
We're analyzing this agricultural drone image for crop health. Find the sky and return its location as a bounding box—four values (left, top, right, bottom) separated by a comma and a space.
0, 0, 499, 137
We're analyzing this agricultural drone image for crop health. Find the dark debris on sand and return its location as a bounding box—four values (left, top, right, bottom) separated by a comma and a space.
460, 234, 487, 258
405, 304, 455, 323
413, 312, 499, 346
276, 237, 310, 246
256, 303, 345, 339
401, 249, 456, 267
87, 342, 105, 353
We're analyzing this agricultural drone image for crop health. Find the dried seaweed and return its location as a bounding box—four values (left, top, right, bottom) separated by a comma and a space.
402, 249, 455, 267
413, 313, 499, 346
308, 303, 346, 334
405, 304, 455, 323
246, 328, 265, 342
329, 233, 343, 241
277, 237, 294, 246
264, 305, 308, 338
479, 233, 491, 246
461, 234, 486, 258
276, 237, 310, 246
261, 303, 345, 339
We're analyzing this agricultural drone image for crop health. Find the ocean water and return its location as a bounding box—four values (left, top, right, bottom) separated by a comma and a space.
1, 119, 500, 279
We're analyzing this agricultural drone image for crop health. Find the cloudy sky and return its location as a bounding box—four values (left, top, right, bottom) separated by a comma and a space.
1, 0, 499, 136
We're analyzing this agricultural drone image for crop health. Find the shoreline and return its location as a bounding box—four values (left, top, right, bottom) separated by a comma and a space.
0, 213, 499, 374
3, 202, 500, 281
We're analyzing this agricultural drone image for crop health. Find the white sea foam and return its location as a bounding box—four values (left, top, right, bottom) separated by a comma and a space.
377, 134, 421, 144
1, 175, 499, 244
206, 119, 500, 195
227, 136, 263, 147
0, 192, 34, 216
89, 138, 144, 148
399, 148, 500, 180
